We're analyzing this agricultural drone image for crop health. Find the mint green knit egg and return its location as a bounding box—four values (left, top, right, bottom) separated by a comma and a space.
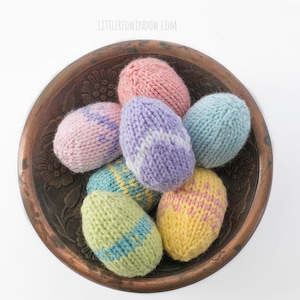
81, 190, 163, 278
183, 93, 251, 168
86, 157, 161, 212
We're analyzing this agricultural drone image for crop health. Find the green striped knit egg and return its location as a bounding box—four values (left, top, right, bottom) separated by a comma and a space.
86, 157, 161, 212
81, 190, 163, 278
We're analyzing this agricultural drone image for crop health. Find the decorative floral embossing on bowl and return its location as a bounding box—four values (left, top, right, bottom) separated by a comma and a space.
18, 40, 273, 292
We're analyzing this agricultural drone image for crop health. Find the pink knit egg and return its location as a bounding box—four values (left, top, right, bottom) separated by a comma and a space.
117, 57, 191, 117
53, 102, 122, 173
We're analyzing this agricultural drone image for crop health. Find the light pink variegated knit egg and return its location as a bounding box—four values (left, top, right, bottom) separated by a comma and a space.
117, 57, 191, 117
53, 102, 122, 173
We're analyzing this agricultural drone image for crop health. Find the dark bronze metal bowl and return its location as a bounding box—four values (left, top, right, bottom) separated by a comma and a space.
18, 40, 273, 292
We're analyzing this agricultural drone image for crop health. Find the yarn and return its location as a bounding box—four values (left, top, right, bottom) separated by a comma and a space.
156, 167, 227, 262
117, 57, 190, 117
81, 190, 163, 277
86, 157, 161, 212
53, 102, 122, 173
120, 96, 195, 193
183, 93, 251, 168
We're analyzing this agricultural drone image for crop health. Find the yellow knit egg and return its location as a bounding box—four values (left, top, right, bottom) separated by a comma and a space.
156, 167, 227, 262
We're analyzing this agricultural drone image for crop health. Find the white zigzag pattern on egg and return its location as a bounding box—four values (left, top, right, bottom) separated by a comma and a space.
125, 128, 192, 178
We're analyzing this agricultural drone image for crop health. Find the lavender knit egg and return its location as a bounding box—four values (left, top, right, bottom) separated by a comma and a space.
53, 102, 122, 173
117, 57, 191, 117
120, 96, 195, 193
183, 93, 251, 168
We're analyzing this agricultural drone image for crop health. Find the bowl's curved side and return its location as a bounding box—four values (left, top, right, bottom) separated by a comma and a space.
18, 40, 273, 292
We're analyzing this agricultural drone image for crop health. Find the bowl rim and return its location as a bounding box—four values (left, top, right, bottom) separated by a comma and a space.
18, 39, 273, 293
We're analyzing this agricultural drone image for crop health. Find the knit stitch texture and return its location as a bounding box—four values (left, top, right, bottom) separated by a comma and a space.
86, 157, 161, 212
156, 167, 227, 262
120, 96, 195, 193
183, 93, 251, 168
117, 57, 190, 117
81, 190, 163, 277
53, 102, 122, 173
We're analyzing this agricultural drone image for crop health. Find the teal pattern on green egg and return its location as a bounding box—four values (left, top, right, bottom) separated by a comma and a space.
81, 190, 163, 277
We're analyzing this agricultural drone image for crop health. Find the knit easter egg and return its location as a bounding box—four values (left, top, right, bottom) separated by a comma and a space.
81, 190, 163, 277
156, 167, 227, 262
86, 157, 161, 212
120, 96, 195, 193
183, 93, 251, 168
117, 57, 190, 117
53, 102, 122, 173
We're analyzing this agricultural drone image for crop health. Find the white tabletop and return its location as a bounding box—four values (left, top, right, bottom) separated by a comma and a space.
1, 0, 299, 299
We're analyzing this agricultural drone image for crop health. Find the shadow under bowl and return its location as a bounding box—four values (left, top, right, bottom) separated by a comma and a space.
18, 40, 273, 293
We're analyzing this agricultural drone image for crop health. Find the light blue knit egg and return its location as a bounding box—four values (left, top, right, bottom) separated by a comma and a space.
183, 93, 251, 168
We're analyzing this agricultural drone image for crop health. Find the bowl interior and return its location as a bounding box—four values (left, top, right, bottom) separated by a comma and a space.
18, 40, 272, 292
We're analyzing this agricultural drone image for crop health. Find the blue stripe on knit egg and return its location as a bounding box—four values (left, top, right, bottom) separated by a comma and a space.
80, 104, 120, 161
81, 105, 119, 131
94, 214, 153, 262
